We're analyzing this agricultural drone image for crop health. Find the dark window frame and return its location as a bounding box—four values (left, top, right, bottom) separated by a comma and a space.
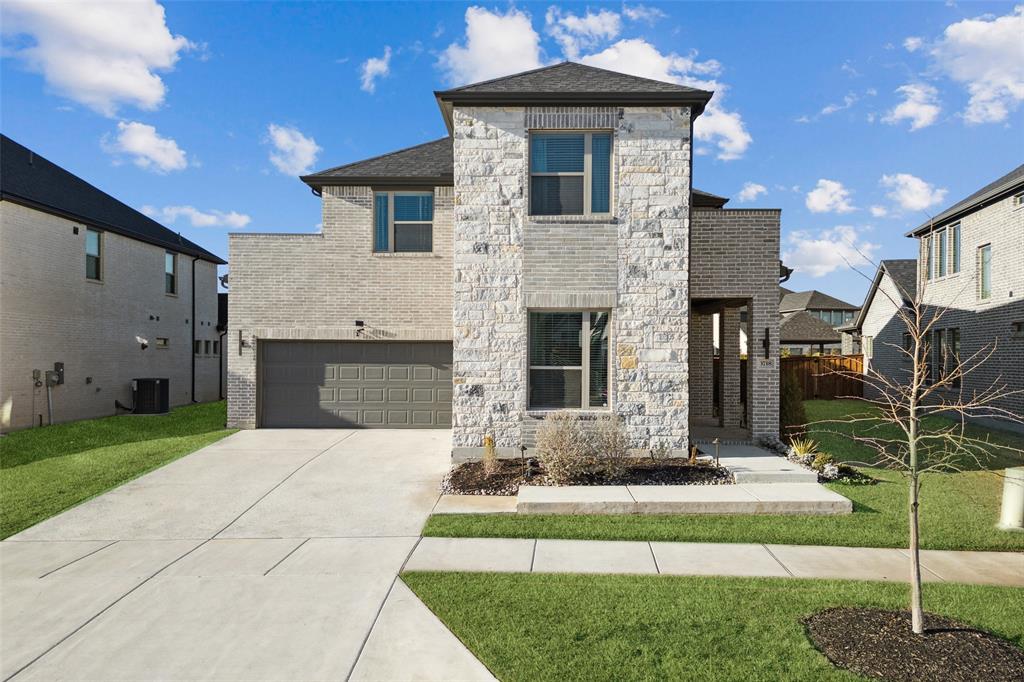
85, 228, 102, 281
165, 251, 177, 294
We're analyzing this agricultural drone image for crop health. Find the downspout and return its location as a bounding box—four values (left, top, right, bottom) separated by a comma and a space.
191, 256, 199, 403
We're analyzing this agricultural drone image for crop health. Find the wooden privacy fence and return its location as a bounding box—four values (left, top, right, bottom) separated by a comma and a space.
782, 355, 864, 400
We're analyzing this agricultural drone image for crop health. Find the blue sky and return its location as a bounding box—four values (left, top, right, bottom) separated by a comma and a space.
3, 2, 1022, 304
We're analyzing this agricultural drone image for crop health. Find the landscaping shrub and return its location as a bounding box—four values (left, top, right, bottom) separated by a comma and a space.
779, 369, 807, 442
535, 411, 590, 484
592, 414, 629, 478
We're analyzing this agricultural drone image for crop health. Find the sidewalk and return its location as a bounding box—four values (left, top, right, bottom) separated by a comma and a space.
405, 537, 1024, 586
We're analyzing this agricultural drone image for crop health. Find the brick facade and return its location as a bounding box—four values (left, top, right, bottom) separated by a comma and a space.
0, 201, 221, 432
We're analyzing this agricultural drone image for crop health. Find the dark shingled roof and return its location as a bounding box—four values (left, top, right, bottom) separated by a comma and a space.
849, 259, 917, 332
908, 163, 1024, 236
780, 311, 843, 344
779, 289, 859, 313
303, 135, 726, 204
301, 137, 454, 189
0, 135, 224, 264
437, 61, 713, 98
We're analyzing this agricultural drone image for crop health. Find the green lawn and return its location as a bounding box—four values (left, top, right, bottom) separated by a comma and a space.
0, 401, 234, 538
424, 400, 1024, 551
405, 572, 1024, 682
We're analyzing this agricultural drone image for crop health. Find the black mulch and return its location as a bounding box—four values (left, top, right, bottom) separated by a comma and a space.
441, 457, 732, 496
804, 607, 1024, 682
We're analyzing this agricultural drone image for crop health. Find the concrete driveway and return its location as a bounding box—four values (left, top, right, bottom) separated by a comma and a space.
0, 429, 495, 682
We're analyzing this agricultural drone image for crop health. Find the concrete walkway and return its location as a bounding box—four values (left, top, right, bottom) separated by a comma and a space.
405, 537, 1024, 586
0, 429, 495, 682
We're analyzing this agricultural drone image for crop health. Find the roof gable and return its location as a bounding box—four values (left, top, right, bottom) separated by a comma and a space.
0, 135, 224, 264
849, 259, 917, 331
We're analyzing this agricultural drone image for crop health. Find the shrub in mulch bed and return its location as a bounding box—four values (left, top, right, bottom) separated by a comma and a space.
804, 607, 1024, 682
441, 457, 732, 496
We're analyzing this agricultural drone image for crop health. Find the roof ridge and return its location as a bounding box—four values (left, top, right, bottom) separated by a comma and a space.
436, 61, 575, 94
302, 136, 450, 178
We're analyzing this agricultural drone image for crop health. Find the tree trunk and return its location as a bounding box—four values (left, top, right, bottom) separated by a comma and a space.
908, 473, 924, 634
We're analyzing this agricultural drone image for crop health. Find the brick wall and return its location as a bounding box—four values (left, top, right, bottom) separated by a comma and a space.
0, 200, 221, 432
691, 208, 781, 440
227, 186, 454, 428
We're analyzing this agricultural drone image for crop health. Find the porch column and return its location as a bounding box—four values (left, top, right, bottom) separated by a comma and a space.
721, 307, 743, 427
688, 312, 714, 420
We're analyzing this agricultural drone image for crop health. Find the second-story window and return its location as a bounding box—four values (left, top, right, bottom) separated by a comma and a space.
529, 132, 611, 216
86, 228, 102, 280
951, 223, 961, 273
374, 191, 433, 253
979, 243, 992, 299
165, 251, 177, 294
936, 228, 947, 277
924, 234, 933, 281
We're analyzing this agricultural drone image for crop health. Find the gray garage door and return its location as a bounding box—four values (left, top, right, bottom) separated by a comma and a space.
260, 341, 453, 428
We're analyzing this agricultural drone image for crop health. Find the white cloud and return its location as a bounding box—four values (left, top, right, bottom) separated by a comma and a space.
821, 93, 857, 115
265, 124, 320, 176
883, 83, 941, 130
930, 6, 1024, 124
840, 60, 859, 77
880, 173, 947, 212
102, 121, 187, 173
143, 205, 251, 228
545, 7, 620, 59
622, 4, 667, 23
579, 39, 751, 160
782, 226, 879, 278
805, 179, 855, 214
437, 6, 542, 85
360, 46, 391, 93
903, 36, 923, 52
869, 205, 888, 217
737, 182, 767, 202
1, 0, 193, 116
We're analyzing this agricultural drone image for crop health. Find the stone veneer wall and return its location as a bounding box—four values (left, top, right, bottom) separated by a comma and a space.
451, 105, 693, 454
227, 185, 453, 428
690, 208, 781, 440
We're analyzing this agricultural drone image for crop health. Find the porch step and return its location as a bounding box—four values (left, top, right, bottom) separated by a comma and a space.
730, 469, 819, 484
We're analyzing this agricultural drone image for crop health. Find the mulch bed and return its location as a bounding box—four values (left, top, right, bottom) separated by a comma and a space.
804, 607, 1024, 682
441, 457, 732, 496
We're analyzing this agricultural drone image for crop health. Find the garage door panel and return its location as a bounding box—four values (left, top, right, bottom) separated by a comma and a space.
260, 341, 453, 428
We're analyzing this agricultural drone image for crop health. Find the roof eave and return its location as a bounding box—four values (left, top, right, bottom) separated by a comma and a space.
905, 178, 1024, 237
300, 174, 454, 190
1, 192, 226, 264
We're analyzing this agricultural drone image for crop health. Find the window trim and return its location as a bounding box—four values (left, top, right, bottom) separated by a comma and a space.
85, 228, 103, 281
951, 223, 961, 274
165, 250, 178, 295
372, 189, 434, 254
527, 309, 611, 411
528, 130, 613, 218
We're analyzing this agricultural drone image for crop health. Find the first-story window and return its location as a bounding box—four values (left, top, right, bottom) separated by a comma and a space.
165, 251, 177, 294
374, 191, 433, 253
931, 329, 945, 384
529, 132, 611, 216
528, 311, 609, 409
213, 340, 220, 355
948, 328, 960, 388
194, 340, 202, 355
86, 228, 102, 280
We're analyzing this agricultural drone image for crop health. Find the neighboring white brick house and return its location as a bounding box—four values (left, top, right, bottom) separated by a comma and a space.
228, 62, 782, 454
0, 135, 225, 432
853, 165, 1024, 431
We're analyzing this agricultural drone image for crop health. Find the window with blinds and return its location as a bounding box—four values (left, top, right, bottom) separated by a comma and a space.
528, 311, 609, 409
373, 191, 433, 252
529, 132, 612, 216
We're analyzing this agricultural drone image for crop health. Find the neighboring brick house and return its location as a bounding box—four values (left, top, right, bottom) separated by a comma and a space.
850, 165, 1024, 431
228, 62, 782, 456
778, 288, 859, 355
0, 135, 225, 432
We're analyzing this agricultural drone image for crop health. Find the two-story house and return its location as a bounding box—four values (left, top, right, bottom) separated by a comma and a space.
0, 135, 225, 431
228, 62, 782, 458
852, 164, 1024, 431
778, 288, 860, 356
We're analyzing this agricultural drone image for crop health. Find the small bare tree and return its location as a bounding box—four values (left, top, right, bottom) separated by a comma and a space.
816, 257, 1023, 634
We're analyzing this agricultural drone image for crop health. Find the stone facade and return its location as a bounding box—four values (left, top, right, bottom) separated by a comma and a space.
227, 186, 454, 428
0, 200, 221, 432
451, 105, 695, 454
